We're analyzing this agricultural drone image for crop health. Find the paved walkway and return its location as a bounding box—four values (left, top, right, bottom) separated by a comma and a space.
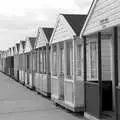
0, 72, 84, 120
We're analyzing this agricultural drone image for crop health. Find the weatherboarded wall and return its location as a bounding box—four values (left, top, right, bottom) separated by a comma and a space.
84, 0, 120, 35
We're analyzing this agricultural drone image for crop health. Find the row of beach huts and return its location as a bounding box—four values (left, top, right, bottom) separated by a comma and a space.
0, 0, 120, 120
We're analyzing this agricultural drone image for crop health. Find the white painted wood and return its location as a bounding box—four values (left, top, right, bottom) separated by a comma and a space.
35, 27, 48, 49
81, 0, 120, 36
64, 41, 67, 78
19, 42, 24, 54
24, 38, 32, 53
118, 27, 120, 86
50, 15, 75, 44
73, 37, 76, 105
14, 44, 19, 55
64, 80, 74, 106
74, 80, 84, 107
56, 43, 59, 77
42, 74, 47, 92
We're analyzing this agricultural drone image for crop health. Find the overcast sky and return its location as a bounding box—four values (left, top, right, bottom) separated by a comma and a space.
0, 0, 93, 50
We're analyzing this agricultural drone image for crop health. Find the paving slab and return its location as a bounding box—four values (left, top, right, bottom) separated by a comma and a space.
0, 72, 84, 120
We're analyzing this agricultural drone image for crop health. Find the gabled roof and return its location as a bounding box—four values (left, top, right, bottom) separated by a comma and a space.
13, 46, 15, 51
42, 28, 53, 41
62, 14, 87, 35
19, 40, 26, 54
12, 46, 15, 55
21, 41, 25, 49
80, 0, 97, 37
80, 0, 120, 36
50, 14, 86, 44
9, 48, 11, 56
35, 27, 53, 48
29, 37, 36, 49
16, 43, 20, 52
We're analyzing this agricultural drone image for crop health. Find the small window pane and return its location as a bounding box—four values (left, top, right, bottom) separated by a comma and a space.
77, 44, 82, 76
52, 48, 57, 76
66, 42, 73, 78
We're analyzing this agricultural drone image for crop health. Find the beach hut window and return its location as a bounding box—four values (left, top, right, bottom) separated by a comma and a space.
19, 55, 21, 70
39, 50, 41, 73
60, 47, 64, 73
33, 53, 35, 71
52, 47, 57, 76
25, 55, 27, 72
77, 44, 82, 76
33, 52, 37, 72
37, 50, 39, 73
90, 42, 97, 79
23, 54, 24, 67
27, 54, 29, 71
29, 54, 31, 72
86, 40, 97, 80
35, 51, 37, 72
43, 48, 46, 73
22, 54, 23, 70
86, 42, 90, 79
60, 43, 64, 74
66, 42, 73, 79
19, 55, 20, 70
21, 54, 22, 70
24, 55, 26, 72
39, 50, 43, 73
21, 54, 23, 70
30, 54, 33, 72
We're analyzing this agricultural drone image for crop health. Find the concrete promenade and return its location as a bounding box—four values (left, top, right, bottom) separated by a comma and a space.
0, 72, 84, 120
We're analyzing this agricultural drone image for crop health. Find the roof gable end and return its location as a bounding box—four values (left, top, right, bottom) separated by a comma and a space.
62, 14, 86, 35
50, 14, 76, 44
81, 0, 120, 36
35, 27, 49, 48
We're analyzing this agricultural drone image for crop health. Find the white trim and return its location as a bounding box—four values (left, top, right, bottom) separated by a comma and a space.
14, 46, 18, 55
50, 15, 60, 44
64, 79, 74, 83
50, 14, 75, 44
64, 101, 74, 107
35, 27, 48, 49
80, 0, 98, 38
19, 42, 24, 54
62, 15, 76, 36
24, 37, 32, 53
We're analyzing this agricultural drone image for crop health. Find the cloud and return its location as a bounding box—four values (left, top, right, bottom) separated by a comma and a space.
74, 0, 93, 13
0, 0, 93, 50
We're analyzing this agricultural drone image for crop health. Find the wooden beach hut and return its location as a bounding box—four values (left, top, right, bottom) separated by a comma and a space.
9, 47, 14, 77
14, 43, 20, 81
0, 51, 3, 71
4, 50, 8, 74
0, 51, 4, 72
0, 51, 3, 72
7, 48, 11, 76
34, 27, 53, 97
12, 46, 15, 77
19, 41, 25, 84
2, 51, 7, 73
50, 14, 86, 112
80, 0, 120, 119
24, 37, 36, 89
